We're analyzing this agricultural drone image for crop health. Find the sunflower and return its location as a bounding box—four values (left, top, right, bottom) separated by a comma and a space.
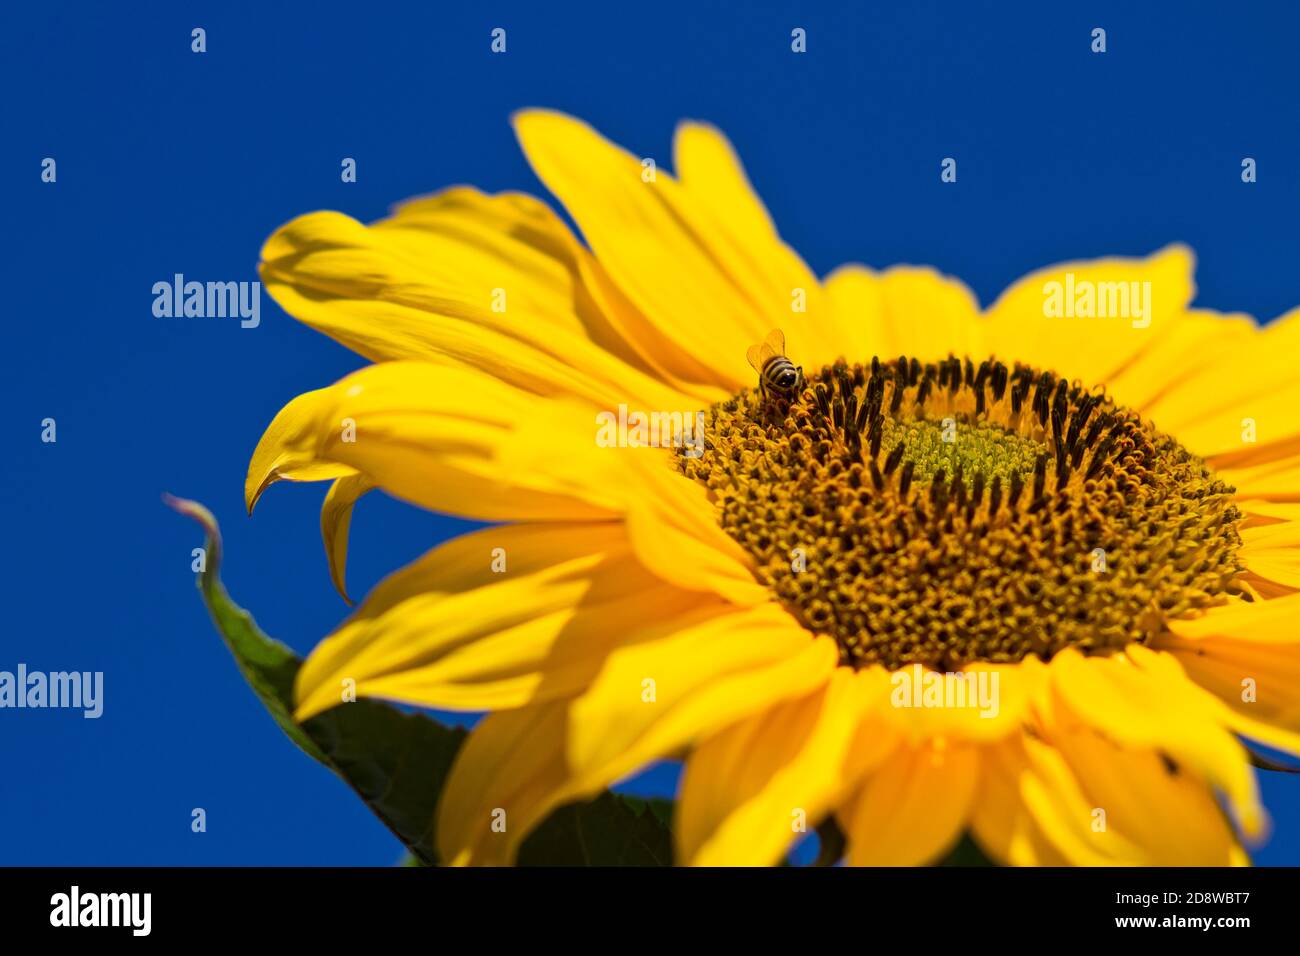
246, 109, 1300, 866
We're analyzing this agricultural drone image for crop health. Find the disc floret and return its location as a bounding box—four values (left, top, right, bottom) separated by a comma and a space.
676, 355, 1245, 670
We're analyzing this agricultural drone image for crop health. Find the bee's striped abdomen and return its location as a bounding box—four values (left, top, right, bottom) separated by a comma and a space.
762, 356, 804, 398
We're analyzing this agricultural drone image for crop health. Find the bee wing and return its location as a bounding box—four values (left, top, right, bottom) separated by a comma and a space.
747, 328, 788, 371
764, 328, 787, 357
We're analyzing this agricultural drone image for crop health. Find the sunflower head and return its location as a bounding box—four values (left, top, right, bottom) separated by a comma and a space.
243, 110, 1300, 867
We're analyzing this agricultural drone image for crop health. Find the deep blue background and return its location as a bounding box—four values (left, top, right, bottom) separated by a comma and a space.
3, 1, 1298, 865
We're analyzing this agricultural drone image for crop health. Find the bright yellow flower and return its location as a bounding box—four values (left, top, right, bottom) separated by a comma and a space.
246, 110, 1300, 866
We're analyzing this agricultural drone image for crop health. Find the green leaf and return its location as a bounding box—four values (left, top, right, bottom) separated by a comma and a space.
168, 495, 674, 865
938, 833, 999, 866
167, 495, 462, 863
518, 795, 674, 866
812, 817, 847, 866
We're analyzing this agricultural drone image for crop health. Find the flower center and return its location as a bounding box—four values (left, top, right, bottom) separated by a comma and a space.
674, 356, 1246, 670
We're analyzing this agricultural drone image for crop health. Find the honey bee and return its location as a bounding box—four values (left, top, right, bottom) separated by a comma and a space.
747, 328, 804, 401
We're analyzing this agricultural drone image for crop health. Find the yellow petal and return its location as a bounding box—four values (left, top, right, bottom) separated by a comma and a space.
1239, 500, 1300, 527
1142, 308, 1300, 460
294, 523, 711, 720
514, 109, 828, 389
983, 244, 1195, 388
260, 189, 709, 410
676, 668, 869, 866
242, 385, 358, 505
1046, 646, 1263, 838
1239, 510, 1300, 591
1102, 308, 1256, 418
436, 699, 573, 865
1163, 592, 1300, 645
1156, 593, 1300, 756
844, 741, 977, 865
252, 364, 769, 607
495, 404, 769, 606
245, 361, 620, 522
968, 739, 1072, 866
565, 611, 838, 792
1014, 734, 1142, 865
839, 668, 904, 781
388, 187, 648, 371
438, 607, 836, 865
320, 473, 375, 605
672, 121, 843, 369
672, 121, 778, 249
1019, 730, 1246, 866
878, 658, 1046, 743
619, 448, 769, 606
826, 264, 985, 363
1217, 454, 1300, 503
820, 264, 892, 364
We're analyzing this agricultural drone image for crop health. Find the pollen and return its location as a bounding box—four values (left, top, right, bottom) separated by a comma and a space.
674, 356, 1246, 670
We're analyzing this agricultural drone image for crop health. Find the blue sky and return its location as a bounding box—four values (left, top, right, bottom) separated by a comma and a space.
3, 0, 1298, 864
